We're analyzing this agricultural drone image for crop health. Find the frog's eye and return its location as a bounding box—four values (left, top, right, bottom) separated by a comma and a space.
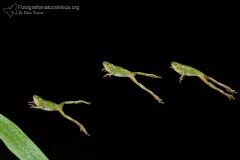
33, 95, 41, 100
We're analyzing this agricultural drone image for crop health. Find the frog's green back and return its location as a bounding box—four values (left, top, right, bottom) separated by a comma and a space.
171, 61, 203, 76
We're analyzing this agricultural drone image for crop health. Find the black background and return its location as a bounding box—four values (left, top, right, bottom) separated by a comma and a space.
1, 0, 240, 160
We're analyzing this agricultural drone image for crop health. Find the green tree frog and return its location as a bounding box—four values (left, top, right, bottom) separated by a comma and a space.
102, 61, 164, 104
28, 95, 91, 136
171, 61, 237, 100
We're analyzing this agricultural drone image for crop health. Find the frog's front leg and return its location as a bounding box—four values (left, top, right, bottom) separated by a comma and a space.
28, 101, 34, 106
101, 68, 106, 72
28, 101, 43, 109
133, 72, 162, 78
179, 74, 184, 83
199, 75, 235, 100
101, 67, 112, 78
103, 72, 114, 78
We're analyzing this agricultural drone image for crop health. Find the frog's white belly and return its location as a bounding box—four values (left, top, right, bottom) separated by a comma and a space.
114, 73, 128, 77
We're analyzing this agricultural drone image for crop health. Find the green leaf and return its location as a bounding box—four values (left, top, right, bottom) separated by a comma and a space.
0, 114, 49, 160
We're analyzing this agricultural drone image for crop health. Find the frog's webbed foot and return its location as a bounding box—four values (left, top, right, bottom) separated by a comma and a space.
155, 96, 164, 104
145, 74, 162, 79
226, 94, 235, 100
226, 88, 237, 94
80, 101, 91, 105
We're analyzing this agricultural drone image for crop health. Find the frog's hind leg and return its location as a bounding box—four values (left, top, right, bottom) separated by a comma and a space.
61, 100, 91, 105
58, 109, 90, 136
133, 72, 162, 78
199, 75, 235, 100
129, 76, 164, 104
206, 76, 237, 94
